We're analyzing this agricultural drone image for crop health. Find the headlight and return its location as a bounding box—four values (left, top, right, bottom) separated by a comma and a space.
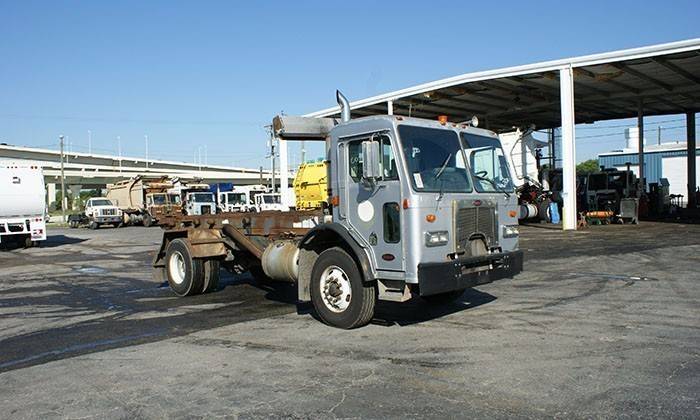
425, 231, 449, 247
502, 225, 519, 238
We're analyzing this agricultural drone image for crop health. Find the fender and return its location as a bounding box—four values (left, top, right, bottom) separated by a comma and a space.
299, 223, 375, 282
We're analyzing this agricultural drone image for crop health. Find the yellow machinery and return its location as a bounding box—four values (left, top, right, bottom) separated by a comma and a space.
293, 161, 328, 210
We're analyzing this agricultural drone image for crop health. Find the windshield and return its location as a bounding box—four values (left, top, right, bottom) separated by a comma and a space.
191, 193, 214, 203
398, 125, 472, 193
461, 133, 514, 193
262, 195, 281, 204
90, 199, 113, 206
169, 194, 181, 205
227, 192, 247, 205
151, 194, 167, 205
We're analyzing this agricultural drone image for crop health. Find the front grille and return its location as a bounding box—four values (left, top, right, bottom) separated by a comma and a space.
100, 208, 116, 216
455, 205, 498, 252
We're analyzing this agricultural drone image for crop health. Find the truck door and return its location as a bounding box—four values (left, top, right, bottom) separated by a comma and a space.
344, 132, 404, 272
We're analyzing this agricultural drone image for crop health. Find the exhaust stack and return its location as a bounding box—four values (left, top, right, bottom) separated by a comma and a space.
336, 90, 351, 123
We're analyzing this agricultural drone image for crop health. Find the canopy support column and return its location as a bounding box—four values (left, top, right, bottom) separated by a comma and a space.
687, 111, 697, 208
637, 100, 645, 192
559, 66, 577, 230
279, 138, 290, 207
387, 100, 394, 115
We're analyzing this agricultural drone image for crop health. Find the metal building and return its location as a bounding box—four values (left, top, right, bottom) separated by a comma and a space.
277, 39, 700, 230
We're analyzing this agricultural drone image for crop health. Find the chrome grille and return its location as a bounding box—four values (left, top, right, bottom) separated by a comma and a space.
100, 208, 116, 216
455, 205, 498, 251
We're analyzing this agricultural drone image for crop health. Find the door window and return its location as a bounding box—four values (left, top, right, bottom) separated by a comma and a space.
383, 202, 400, 243
347, 133, 398, 182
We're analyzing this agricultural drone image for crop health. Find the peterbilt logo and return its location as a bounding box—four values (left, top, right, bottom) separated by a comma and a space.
473, 200, 482, 207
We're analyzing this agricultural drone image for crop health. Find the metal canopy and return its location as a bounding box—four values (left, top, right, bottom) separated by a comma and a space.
305, 39, 700, 132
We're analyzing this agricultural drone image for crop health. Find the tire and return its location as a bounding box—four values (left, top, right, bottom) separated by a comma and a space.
422, 289, 466, 305
201, 259, 221, 293
310, 247, 376, 329
89, 220, 99, 230
165, 239, 204, 296
143, 213, 153, 227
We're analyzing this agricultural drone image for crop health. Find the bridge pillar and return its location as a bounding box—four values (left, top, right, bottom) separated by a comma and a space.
46, 183, 57, 210
69, 184, 83, 211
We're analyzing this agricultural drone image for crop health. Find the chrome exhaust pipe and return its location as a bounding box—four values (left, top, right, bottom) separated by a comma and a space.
336, 90, 351, 123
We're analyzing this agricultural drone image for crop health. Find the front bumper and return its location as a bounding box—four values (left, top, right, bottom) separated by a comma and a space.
417, 250, 524, 296
95, 216, 122, 224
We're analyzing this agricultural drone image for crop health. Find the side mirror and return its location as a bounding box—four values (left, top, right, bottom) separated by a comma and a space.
361, 139, 381, 181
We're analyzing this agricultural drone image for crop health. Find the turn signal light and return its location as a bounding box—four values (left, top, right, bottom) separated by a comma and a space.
426, 214, 436, 223
330, 196, 340, 206
402, 199, 410, 209
508, 210, 517, 218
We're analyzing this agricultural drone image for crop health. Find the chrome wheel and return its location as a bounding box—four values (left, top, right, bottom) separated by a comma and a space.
168, 251, 186, 285
320, 265, 352, 313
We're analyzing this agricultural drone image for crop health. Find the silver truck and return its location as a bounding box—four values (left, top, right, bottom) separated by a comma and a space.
153, 91, 523, 329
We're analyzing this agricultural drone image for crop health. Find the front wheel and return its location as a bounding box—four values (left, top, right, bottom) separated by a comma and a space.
143, 213, 153, 227
89, 220, 99, 230
310, 247, 376, 329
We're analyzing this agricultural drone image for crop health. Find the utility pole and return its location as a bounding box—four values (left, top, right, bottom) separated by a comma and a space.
301, 140, 306, 164
657, 125, 662, 145
145, 134, 149, 169
59, 135, 66, 223
88, 130, 92, 154
117, 135, 122, 172
269, 130, 276, 192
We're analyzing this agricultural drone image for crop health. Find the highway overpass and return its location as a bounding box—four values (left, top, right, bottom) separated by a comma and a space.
0, 144, 290, 208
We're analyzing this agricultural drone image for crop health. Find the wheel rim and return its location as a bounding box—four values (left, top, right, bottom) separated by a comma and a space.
168, 251, 186, 285
319, 265, 352, 313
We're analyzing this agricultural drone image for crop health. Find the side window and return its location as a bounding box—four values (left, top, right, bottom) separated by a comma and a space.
383, 202, 401, 243
348, 141, 363, 182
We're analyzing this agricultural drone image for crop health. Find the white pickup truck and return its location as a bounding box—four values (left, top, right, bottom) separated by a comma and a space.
69, 198, 123, 229
0, 163, 47, 247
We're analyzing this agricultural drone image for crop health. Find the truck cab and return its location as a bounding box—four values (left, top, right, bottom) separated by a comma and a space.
327, 114, 521, 298
184, 191, 216, 215
253, 193, 287, 212
145, 192, 182, 225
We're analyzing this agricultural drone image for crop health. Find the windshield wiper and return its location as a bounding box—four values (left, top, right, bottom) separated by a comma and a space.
435, 153, 452, 180
474, 174, 511, 198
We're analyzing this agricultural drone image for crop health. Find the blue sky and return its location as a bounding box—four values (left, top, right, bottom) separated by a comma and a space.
1, 0, 698, 168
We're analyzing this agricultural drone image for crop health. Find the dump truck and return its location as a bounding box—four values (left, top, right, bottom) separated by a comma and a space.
293, 161, 329, 210
0, 162, 46, 247
107, 176, 182, 227
153, 91, 523, 329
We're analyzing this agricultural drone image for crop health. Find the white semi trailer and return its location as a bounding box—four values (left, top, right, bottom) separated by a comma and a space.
0, 162, 47, 247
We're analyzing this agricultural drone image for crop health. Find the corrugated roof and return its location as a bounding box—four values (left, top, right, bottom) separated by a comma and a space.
307, 39, 700, 132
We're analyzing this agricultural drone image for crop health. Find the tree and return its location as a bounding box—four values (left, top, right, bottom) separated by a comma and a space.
577, 159, 599, 175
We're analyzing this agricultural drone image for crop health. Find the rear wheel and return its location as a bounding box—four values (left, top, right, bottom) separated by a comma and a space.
165, 239, 204, 296
310, 247, 376, 329
201, 259, 221, 293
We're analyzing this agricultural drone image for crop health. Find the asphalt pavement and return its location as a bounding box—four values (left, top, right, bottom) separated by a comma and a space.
0, 222, 698, 418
